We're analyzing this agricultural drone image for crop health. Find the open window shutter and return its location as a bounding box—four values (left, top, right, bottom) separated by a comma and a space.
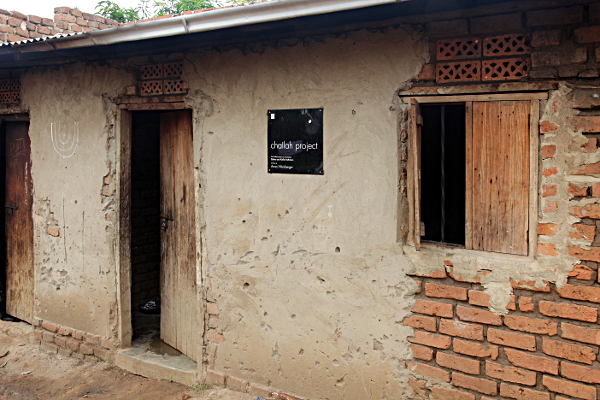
470, 101, 530, 256
410, 98, 423, 250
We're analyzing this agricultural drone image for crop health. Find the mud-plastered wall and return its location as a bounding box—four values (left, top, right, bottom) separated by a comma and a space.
20, 63, 133, 338
184, 27, 428, 399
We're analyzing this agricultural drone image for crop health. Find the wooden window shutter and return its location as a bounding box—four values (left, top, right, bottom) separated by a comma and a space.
469, 101, 530, 256
410, 98, 423, 250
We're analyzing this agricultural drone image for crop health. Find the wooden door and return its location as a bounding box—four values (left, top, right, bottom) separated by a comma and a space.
5, 121, 33, 323
159, 110, 197, 360
470, 101, 530, 256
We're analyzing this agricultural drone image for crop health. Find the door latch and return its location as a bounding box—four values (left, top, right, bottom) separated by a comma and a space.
4, 204, 18, 216
160, 215, 173, 231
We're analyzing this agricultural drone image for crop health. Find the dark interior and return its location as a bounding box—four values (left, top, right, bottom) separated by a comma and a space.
420, 104, 466, 246
130, 111, 161, 335
0, 123, 6, 318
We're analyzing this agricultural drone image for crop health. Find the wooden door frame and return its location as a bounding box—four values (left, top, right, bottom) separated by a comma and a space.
114, 103, 204, 362
0, 113, 33, 323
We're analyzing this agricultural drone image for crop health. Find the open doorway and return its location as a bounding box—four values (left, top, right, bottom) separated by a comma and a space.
129, 109, 198, 362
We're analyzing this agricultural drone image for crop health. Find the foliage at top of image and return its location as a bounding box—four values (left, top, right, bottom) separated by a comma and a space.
95, 0, 255, 22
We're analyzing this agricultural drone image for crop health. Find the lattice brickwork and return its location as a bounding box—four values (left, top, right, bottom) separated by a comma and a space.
138, 62, 187, 97
436, 61, 481, 83
164, 62, 183, 78
163, 80, 187, 95
141, 80, 163, 96
436, 38, 481, 60
140, 64, 163, 80
484, 34, 531, 57
0, 78, 21, 104
482, 58, 531, 81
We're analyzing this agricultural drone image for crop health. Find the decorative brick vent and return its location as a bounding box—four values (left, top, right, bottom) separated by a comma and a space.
138, 62, 188, 97
436, 61, 481, 83
484, 34, 531, 57
0, 78, 20, 104
436, 38, 481, 60
482, 58, 531, 81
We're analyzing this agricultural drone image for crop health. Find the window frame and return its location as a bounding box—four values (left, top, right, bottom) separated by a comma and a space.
405, 92, 545, 259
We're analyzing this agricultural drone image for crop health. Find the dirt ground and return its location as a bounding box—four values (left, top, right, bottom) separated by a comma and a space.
0, 324, 256, 400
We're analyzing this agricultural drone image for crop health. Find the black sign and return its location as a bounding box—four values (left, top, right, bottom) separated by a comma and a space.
268, 108, 323, 175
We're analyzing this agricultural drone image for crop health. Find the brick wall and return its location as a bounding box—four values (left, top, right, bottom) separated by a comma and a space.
31, 317, 114, 361
405, 269, 600, 400
404, 2, 600, 400
0, 7, 118, 44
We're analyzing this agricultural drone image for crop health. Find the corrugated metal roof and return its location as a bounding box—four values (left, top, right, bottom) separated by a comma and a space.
0, 32, 85, 47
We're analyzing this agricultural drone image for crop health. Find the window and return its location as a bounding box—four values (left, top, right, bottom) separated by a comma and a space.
410, 96, 540, 256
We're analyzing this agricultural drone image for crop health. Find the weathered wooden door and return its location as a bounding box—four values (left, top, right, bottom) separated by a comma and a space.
159, 110, 197, 360
5, 121, 33, 323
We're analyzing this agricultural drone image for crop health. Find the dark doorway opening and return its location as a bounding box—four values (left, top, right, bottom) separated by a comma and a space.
420, 104, 466, 246
0, 122, 7, 319
130, 111, 161, 338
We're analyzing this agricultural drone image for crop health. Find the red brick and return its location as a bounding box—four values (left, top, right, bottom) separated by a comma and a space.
510, 279, 551, 292
431, 386, 475, 400
569, 183, 590, 197
409, 361, 450, 382
544, 200, 558, 214
568, 264, 594, 280
408, 378, 427, 395
585, 138, 599, 153
499, 382, 551, 400
456, 305, 502, 326
79, 343, 93, 355
542, 167, 558, 177
70, 24, 82, 32
47, 227, 60, 237
437, 352, 480, 375
412, 299, 453, 318
207, 333, 225, 344
41, 321, 58, 333
425, 283, 468, 300
505, 347, 559, 374
403, 315, 437, 332
556, 283, 600, 303
66, 339, 80, 352
539, 301, 597, 322
575, 116, 600, 133
410, 268, 447, 278
540, 120, 558, 133
408, 331, 452, 349
415, 280, 422, 294
206, 303, 220, 315
570, 224, 596, 241
415, 64, 435, 81
439, 319, 483, 341
485, 361, 536, 386
576, 160, 600, 175
542, 338, 596, 364
54, 336, 67, 348
451, 372, 497, 395
561, 322, 600, 344
543, 375, 597, 400
575, 25, 600, 44
471, 12, 522, 34
542, 184, 557, 197
518, 296, 535, 312
538, 242, 558, 257
33, 329, 43, 341
488, 328, 536, 351
531, 29, 561, 47
411, 344, 434, 361
453, 338, 498, 360
468, 290, 490, 307
206, 369, 225, 387
447, 267, 482, 283
593, 182, 600, 197
504, 314, 558, 336
538, 222, 558, 235
541, 144, 556, 158
561, 361, 600, 384
72, 330, 84, 340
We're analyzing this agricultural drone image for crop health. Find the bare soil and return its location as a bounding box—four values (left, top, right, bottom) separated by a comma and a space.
0, 325, 255, 400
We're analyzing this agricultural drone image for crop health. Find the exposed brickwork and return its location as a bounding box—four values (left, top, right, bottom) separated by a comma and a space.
32, 318, 112, 361
405, 273, 600, 400
0, 7, 117, 44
